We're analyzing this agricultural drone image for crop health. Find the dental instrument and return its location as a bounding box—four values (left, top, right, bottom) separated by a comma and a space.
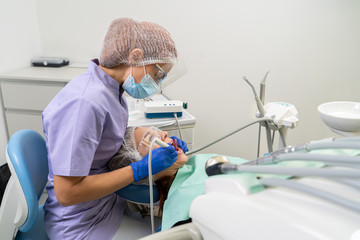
147, 136, 180, 234
204, 142, 360, 213
243, 72, 299, 152
243, 74, 299, 153
136, 128, 173, 234
207, 162, 360, 178
147, 137, 167, 234
187, 117, 274, 155
205, 153, 360, 178
171, 138, 179, 151
259, 71, 269, 105
243, 74, 274, 153
242, 137, 360, 165
242, 76, 266, 116
173, 113, 183, 141
257, 71, 269, 157
188, 74, 299, 157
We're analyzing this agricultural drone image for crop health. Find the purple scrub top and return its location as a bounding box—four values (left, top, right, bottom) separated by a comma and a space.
42, 59, 128, 240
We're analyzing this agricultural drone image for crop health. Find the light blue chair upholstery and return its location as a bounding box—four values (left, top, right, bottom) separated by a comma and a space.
0, 129, 49, 240
116, 184, 159, 204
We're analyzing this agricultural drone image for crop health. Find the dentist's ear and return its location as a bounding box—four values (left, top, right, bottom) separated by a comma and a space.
128, 48, 144, 65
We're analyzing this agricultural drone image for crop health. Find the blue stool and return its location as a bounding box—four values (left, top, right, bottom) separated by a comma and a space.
116, 184, 160, 204
0, 129, 159, 239
0, 130, 49, 239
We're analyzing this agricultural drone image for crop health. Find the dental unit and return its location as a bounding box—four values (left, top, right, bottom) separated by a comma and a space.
139, 74, 360, 240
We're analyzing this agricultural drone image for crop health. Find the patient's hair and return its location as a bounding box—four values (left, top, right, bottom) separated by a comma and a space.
108, 127, 146, 184
155, 175, 175, 216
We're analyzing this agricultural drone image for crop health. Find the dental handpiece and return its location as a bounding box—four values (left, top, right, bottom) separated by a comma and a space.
154, 138, 169, 148
260, 71, 270, 104
154, 138, 180, 151
242, 76, 266, 116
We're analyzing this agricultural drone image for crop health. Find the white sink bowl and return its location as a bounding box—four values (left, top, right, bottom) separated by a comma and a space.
318, 101, 360, 136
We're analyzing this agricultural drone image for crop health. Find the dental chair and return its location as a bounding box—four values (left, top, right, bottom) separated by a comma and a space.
0, 129, 49, 240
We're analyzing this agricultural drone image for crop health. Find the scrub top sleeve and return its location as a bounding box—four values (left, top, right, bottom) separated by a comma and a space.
44, 98, 104, 176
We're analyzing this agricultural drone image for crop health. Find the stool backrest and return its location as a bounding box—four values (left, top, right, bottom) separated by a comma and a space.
5, 129, 48, 232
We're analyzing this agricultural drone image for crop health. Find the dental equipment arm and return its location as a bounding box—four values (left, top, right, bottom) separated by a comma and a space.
243, 137, 360, 166
186, 117, 274, 155
206, 163, 360, 178
205, 145, 360, 178
204, 150, 360, 216
336, 178, 360, 190
260, 178, 360, 212
274, 153, 360, 165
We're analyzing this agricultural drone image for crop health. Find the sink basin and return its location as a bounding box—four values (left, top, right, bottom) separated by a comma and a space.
318, 101, 360, 136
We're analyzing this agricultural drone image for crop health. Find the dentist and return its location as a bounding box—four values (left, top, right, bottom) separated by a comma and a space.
42, 17, 184, 240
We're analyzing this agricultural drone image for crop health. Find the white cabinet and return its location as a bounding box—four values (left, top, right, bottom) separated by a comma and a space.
0, 67, 196, 149
0, 67, 86, 139
1, 82, 64, 110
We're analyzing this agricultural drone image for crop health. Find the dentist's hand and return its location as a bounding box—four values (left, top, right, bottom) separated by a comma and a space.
130, 145, 178, 182
170, 136, 189, 154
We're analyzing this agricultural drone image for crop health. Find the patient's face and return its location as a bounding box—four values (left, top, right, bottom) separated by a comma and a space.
134, 127, 188, 179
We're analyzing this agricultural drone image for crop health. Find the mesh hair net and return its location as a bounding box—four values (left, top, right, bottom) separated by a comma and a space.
99, 18, 177, 68
108, 127, 142, 171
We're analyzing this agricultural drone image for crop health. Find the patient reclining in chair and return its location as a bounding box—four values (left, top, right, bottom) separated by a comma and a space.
108, 127, 258, 232
108, 127, 188, 217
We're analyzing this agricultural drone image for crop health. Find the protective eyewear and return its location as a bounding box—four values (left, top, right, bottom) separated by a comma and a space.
154, 64, 167, 84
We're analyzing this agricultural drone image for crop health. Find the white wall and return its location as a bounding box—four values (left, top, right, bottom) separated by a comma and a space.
0, 0, 42, 165
7, 0, 360, 161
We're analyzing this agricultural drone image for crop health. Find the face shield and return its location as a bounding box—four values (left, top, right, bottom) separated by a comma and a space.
158, 54, 187, 91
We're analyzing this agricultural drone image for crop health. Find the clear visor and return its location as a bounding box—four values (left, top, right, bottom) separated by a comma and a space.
153, 64, 167, 84
158, 54, 187, 90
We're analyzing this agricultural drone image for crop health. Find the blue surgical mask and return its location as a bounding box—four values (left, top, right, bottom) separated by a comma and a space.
122, 66, 160, 99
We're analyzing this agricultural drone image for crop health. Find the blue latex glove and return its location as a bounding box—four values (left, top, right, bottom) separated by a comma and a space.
130, 145, 178, 182
170, 136, 189, 153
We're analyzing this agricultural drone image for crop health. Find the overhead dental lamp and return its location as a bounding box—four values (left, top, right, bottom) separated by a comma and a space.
318, 101, 360, 136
